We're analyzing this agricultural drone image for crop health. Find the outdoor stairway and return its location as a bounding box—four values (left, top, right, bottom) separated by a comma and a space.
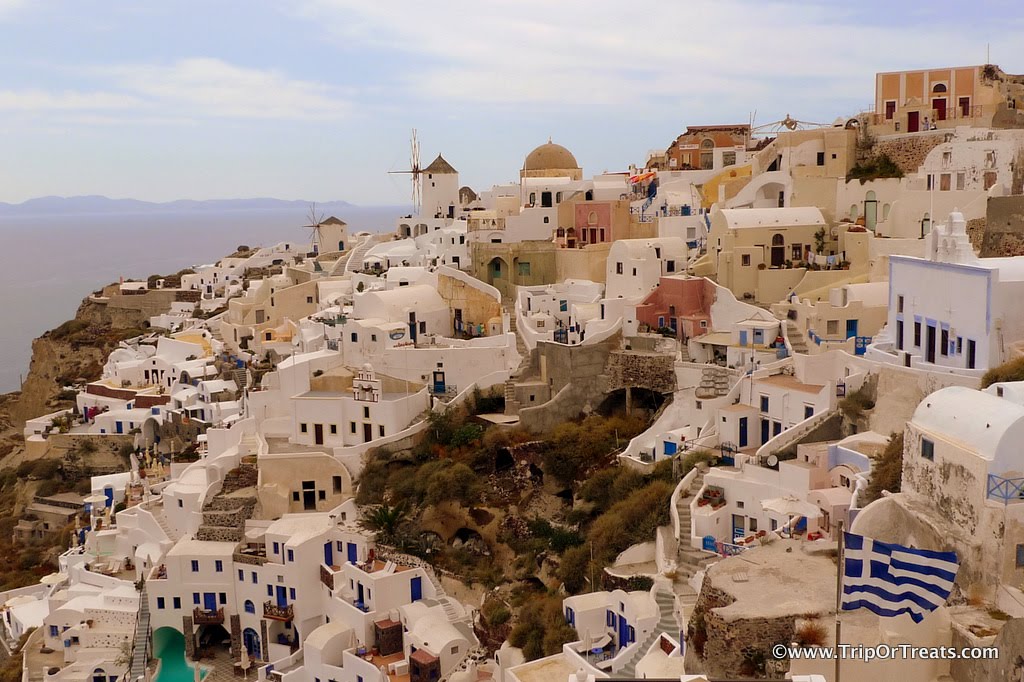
786, 319, 809, 354
129, 585, 151, 682
694, 367, 730, 399
154, 506, 181, 542
675, 470, 710, 580
231, 367, 248, 390
617, 585, 678, 679
342, 237, 376, 275
502, 307, 533, 417
196, 463, 258, 542
678, 342, 691, 363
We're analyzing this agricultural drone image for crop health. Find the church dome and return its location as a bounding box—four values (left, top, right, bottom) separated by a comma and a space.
523, 141, 580, 172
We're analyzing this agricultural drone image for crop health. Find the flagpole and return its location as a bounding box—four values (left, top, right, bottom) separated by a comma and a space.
834, 520, 845, 682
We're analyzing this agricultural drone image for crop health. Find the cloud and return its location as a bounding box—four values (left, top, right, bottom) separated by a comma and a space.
0, 58, 350, 122
301, 0, 1021, 119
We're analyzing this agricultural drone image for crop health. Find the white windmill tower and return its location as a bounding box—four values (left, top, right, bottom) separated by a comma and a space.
303, 202, 327, 255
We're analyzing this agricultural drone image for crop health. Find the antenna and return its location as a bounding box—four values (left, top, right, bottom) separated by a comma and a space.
387, 129, 422, 213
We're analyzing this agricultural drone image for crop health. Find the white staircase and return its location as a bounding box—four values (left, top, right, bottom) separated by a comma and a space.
129, 585, 151, 682
342, 238, 377, 275
154, 506, 181, 542
617, 586, 678, 678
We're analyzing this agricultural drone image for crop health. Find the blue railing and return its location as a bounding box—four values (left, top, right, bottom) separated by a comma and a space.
987, 474, 1024, 503
701, 535, 748, 556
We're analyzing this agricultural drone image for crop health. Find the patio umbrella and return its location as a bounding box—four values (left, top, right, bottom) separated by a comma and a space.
378, 664, 389, 681
760, 495, 821, 519
39, 572, 68, 586
239, 645, 251, 680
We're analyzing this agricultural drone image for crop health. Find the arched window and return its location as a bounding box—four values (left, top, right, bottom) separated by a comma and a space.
700, 139, 714, 149
882, 203, 891, 221
588, 211, 598, 225
772, 233, 785, 246
556, 228, 565, 238
529, 192, 536, 206
244, 600, 255, 614
849, 204, 858, 222
932, 83, 947, 93
92, 669, 106, 682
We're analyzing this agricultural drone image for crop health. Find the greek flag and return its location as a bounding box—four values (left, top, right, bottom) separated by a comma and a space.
841, 532, 959, 623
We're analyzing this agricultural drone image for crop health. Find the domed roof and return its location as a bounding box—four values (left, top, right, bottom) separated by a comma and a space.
523, 140, 580, 172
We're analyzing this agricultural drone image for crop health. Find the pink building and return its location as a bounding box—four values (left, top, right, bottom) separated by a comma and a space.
634, 276, 714, 340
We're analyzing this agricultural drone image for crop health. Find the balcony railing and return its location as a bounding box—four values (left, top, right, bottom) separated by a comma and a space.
263, 601, 294, 621
320, 564, 335, 590
987, 473, 1024, 504
192, 608, 224, 625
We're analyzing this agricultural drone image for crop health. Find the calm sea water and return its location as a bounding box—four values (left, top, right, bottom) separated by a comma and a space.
0, 206, 400, 393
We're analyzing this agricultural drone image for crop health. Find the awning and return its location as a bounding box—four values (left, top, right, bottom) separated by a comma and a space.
695, 331, 732, 346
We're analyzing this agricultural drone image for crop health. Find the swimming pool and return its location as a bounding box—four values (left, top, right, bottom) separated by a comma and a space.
153, 628, 206, 682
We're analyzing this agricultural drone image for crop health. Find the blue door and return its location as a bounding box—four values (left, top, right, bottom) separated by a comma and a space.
432, 371, 445, 394
115, 421, 123, 434
761, 419, 770, 444
347, 542, 357, 564
276, 586, 287, 608
242, 628, 261, 659
738, 330, 748, 346
357, 583, 364, 605
104, 486, 114, 508
323, 541, 333, 567
773, 421, 782, 436
738, 417, 748, 449
204, 593, 217, 611
846, 319, 858, 339
411, 576, 422, 602
753, 329, 763, 345
617, 615, 629, 649
663, 440, 677, 456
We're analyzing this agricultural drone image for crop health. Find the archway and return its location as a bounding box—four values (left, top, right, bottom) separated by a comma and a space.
242, 627, 261, 660
771, 233, 785, 267
487, 257, 508, 285
864, 190, 878, 230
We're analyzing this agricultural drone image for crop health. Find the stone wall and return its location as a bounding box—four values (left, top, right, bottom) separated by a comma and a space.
873, 133, 946, 175
979, 195, 1024, 257
950, 616, 1023, 682
603, 350, 676, 394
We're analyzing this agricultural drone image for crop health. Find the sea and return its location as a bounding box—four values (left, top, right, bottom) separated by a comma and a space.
0, 205, 401, 393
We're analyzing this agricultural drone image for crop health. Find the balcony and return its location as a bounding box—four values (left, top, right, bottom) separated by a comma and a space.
263, 601, 294, 621
320, 564, 336, 590
193, 608, 224, 625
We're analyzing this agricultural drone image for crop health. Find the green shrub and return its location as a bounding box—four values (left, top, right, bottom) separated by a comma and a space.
864, 433, 902, 505
847, 153, 904, 183
51, 319, 88, 340
35, 480, 59, 497
981, 356, 1024, 388
30, 459, 60, 480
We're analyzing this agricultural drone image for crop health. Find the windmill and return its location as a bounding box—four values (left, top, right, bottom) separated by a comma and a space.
303, 202, 326, 254
388, 128, 422, 214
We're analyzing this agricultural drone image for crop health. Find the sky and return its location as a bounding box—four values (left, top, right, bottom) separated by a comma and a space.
1, 0, 1021, 206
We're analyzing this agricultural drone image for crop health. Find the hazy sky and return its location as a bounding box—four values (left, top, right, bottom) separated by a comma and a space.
1, 0, 1020, 205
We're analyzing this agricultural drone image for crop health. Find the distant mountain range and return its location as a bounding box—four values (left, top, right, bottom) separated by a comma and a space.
0, 196, 357, 216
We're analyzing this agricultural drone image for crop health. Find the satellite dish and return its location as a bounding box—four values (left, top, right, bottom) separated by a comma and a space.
766, 454, 779, 467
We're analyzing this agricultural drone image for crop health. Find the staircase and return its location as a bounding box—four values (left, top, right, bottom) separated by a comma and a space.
678, 342, 691, 363
154, 506, 181, 543
129, 585, 151, 682
785, 319, 809, 355
196, 463, 258, 542
694, 367, 730, 399
617, 585, 678, 678
502, 307, 533, 417
342, 237, 377, 275
231, 367, 248, 390
675, 470, 709, 580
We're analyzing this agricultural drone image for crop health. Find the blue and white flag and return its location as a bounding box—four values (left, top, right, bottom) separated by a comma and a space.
841, 532, 959, 623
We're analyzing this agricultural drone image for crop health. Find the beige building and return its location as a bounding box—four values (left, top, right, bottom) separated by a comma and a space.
772, 281, 889, 355
872, 64, 1024, 134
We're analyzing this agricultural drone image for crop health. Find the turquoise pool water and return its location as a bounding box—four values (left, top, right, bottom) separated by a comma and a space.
153, 628, 206, 682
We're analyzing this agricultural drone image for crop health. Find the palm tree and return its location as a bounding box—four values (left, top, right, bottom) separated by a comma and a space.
360, 503, 407, 544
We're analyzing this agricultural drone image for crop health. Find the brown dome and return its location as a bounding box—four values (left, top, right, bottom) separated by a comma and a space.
523, 141, 579, 172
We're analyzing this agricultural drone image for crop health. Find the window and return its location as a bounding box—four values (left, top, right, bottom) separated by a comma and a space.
173, 597, 181, 609
300, 423, 308, 434
252, 571, 257, 584
940, 328, 949, 356
330, 424, 337, 435
333, 476, 342, 493
760, 396, 769, 413
736, 501, 744, 509
350, 422, 356, 433
518, 262, 531, 276
616, 262, 623, 275
379, 425, 385, 437
289, 588, 296, 600
897, 295, 904, 313
273, 542, 280, 554
723, 151, 737, 166
1017, 544, 1024, 568
267, 585, 273, 596
238, 569, 244, 581
816, 151, 825, 166
804, 405, 814, 419
666, 260, 675, 273
827, 320, 838, 335
191, 560, 199, 572
50, 626, 59, 637
219, 593, 226, 605
193, 593, 200, 605
749, 517, 758, 532
157, 597, 165, 610
921, 437, 934, 461
791, 244, 802, 260
957, 172, 965, 190
318, 490, 325, 500
350, 332, 358, 342
287, 549, 294, 562
306, 296, 313, 304
215, 560, 223, 573
362, 406, 370, 419
451, 646, 459, 655
914, 321, 921, 346
244, 600, 255, 614
741, 254, 751, 267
